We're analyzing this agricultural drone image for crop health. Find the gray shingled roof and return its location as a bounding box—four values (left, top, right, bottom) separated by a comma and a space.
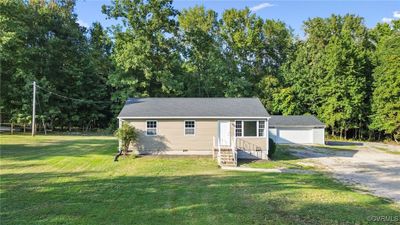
118, 98, 270, 118
269, 115, 325, 128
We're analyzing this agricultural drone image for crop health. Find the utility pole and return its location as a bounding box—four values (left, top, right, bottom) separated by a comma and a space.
32, 81, 36, 136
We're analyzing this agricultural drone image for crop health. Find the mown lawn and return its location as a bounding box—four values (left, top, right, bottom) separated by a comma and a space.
240, 145, 315, 170
1, 135, 399, 225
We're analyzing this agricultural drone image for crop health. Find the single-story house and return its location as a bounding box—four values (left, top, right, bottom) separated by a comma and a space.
117, 98, 325, 165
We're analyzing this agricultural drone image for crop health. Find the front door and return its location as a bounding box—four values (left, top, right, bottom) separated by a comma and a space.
219, 121, 231, 146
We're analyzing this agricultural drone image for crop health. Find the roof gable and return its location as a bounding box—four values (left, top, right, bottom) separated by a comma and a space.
118, 98, 269, 118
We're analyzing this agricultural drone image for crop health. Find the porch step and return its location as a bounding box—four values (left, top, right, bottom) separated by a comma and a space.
218, 150, 237, 167
220, 156, 234, 159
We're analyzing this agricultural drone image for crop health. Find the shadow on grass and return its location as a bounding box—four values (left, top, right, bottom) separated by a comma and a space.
1, 170, 398, 225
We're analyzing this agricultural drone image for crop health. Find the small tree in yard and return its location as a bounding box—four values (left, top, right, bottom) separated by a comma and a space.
114, 123, 138, 161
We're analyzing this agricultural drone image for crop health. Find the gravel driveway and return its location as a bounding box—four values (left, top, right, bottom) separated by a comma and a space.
287, 142, 400, 203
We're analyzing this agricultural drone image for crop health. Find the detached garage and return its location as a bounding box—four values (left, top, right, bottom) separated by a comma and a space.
269, 115, 325, 145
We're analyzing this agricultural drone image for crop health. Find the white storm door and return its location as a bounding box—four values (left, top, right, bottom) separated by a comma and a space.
219, 121, 231, 146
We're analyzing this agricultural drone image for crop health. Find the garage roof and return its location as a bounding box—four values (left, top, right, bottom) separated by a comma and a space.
269, 115, 325, 128
118, 98, 270, 118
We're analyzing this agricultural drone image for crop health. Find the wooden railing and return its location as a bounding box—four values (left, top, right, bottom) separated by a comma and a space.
236, 138, 263, 159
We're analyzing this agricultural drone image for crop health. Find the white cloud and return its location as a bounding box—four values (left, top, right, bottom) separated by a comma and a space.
393, 11, 400, 19
250, 2, 274, 12
382, 17, 393, 23
381, 10, 400, 24
78, 19, 89, 28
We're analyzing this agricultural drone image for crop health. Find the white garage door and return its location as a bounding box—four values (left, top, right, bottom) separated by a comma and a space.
275, 128, 313, 144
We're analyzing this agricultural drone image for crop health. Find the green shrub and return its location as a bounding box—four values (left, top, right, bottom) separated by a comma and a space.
114, 123, 138, 155
268, 138, 276, 158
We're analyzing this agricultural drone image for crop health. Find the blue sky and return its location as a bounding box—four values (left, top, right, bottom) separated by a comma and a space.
75, 0, 400, 36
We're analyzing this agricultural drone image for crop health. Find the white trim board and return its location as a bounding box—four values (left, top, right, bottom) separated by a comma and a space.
119, 116, 271, 119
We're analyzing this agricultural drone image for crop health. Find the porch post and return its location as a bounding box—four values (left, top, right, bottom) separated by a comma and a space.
265, 118, 270, 160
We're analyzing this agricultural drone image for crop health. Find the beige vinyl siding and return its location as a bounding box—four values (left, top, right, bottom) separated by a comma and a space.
123, 119, 267, 156
125, 119, 218, 154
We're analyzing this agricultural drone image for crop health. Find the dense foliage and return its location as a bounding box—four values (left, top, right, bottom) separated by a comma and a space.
1, 0, 399, 141
1, 0, 112, 130
268, 138, 276, 158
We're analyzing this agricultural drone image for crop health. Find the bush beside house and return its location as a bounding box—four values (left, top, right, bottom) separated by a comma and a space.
268, 138, 276, 158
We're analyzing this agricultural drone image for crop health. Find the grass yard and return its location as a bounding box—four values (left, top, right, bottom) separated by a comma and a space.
240, 145, 315, 170
1, 135, 399, 225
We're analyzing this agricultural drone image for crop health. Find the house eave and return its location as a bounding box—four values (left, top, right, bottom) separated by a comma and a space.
118, 116, 271, 119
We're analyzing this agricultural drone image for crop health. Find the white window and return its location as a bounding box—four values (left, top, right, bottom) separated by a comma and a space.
184, 120, 195, 135
243, 121, 257, 137
235, 120, 265, 137
146, 120, 157, 136
258, 121, 265, 137
235, 121, 242, 137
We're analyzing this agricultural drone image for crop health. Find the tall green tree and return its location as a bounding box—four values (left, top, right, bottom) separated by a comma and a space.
279, 15, 371, 137
369, 21, 400, 142
1, 0, 113, 130
79, 22, 114, 129
220, 8, 293, 100
219, 8, 264, 97
103, 0, 183, 105
178, 6, 228, 97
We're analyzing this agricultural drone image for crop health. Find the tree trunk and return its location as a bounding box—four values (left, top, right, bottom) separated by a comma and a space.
114, 149, 123, 161
23, 124, 26, 133
11, 123, 13, 135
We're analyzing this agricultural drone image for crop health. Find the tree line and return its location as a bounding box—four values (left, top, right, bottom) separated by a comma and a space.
1, 0, 399, 141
